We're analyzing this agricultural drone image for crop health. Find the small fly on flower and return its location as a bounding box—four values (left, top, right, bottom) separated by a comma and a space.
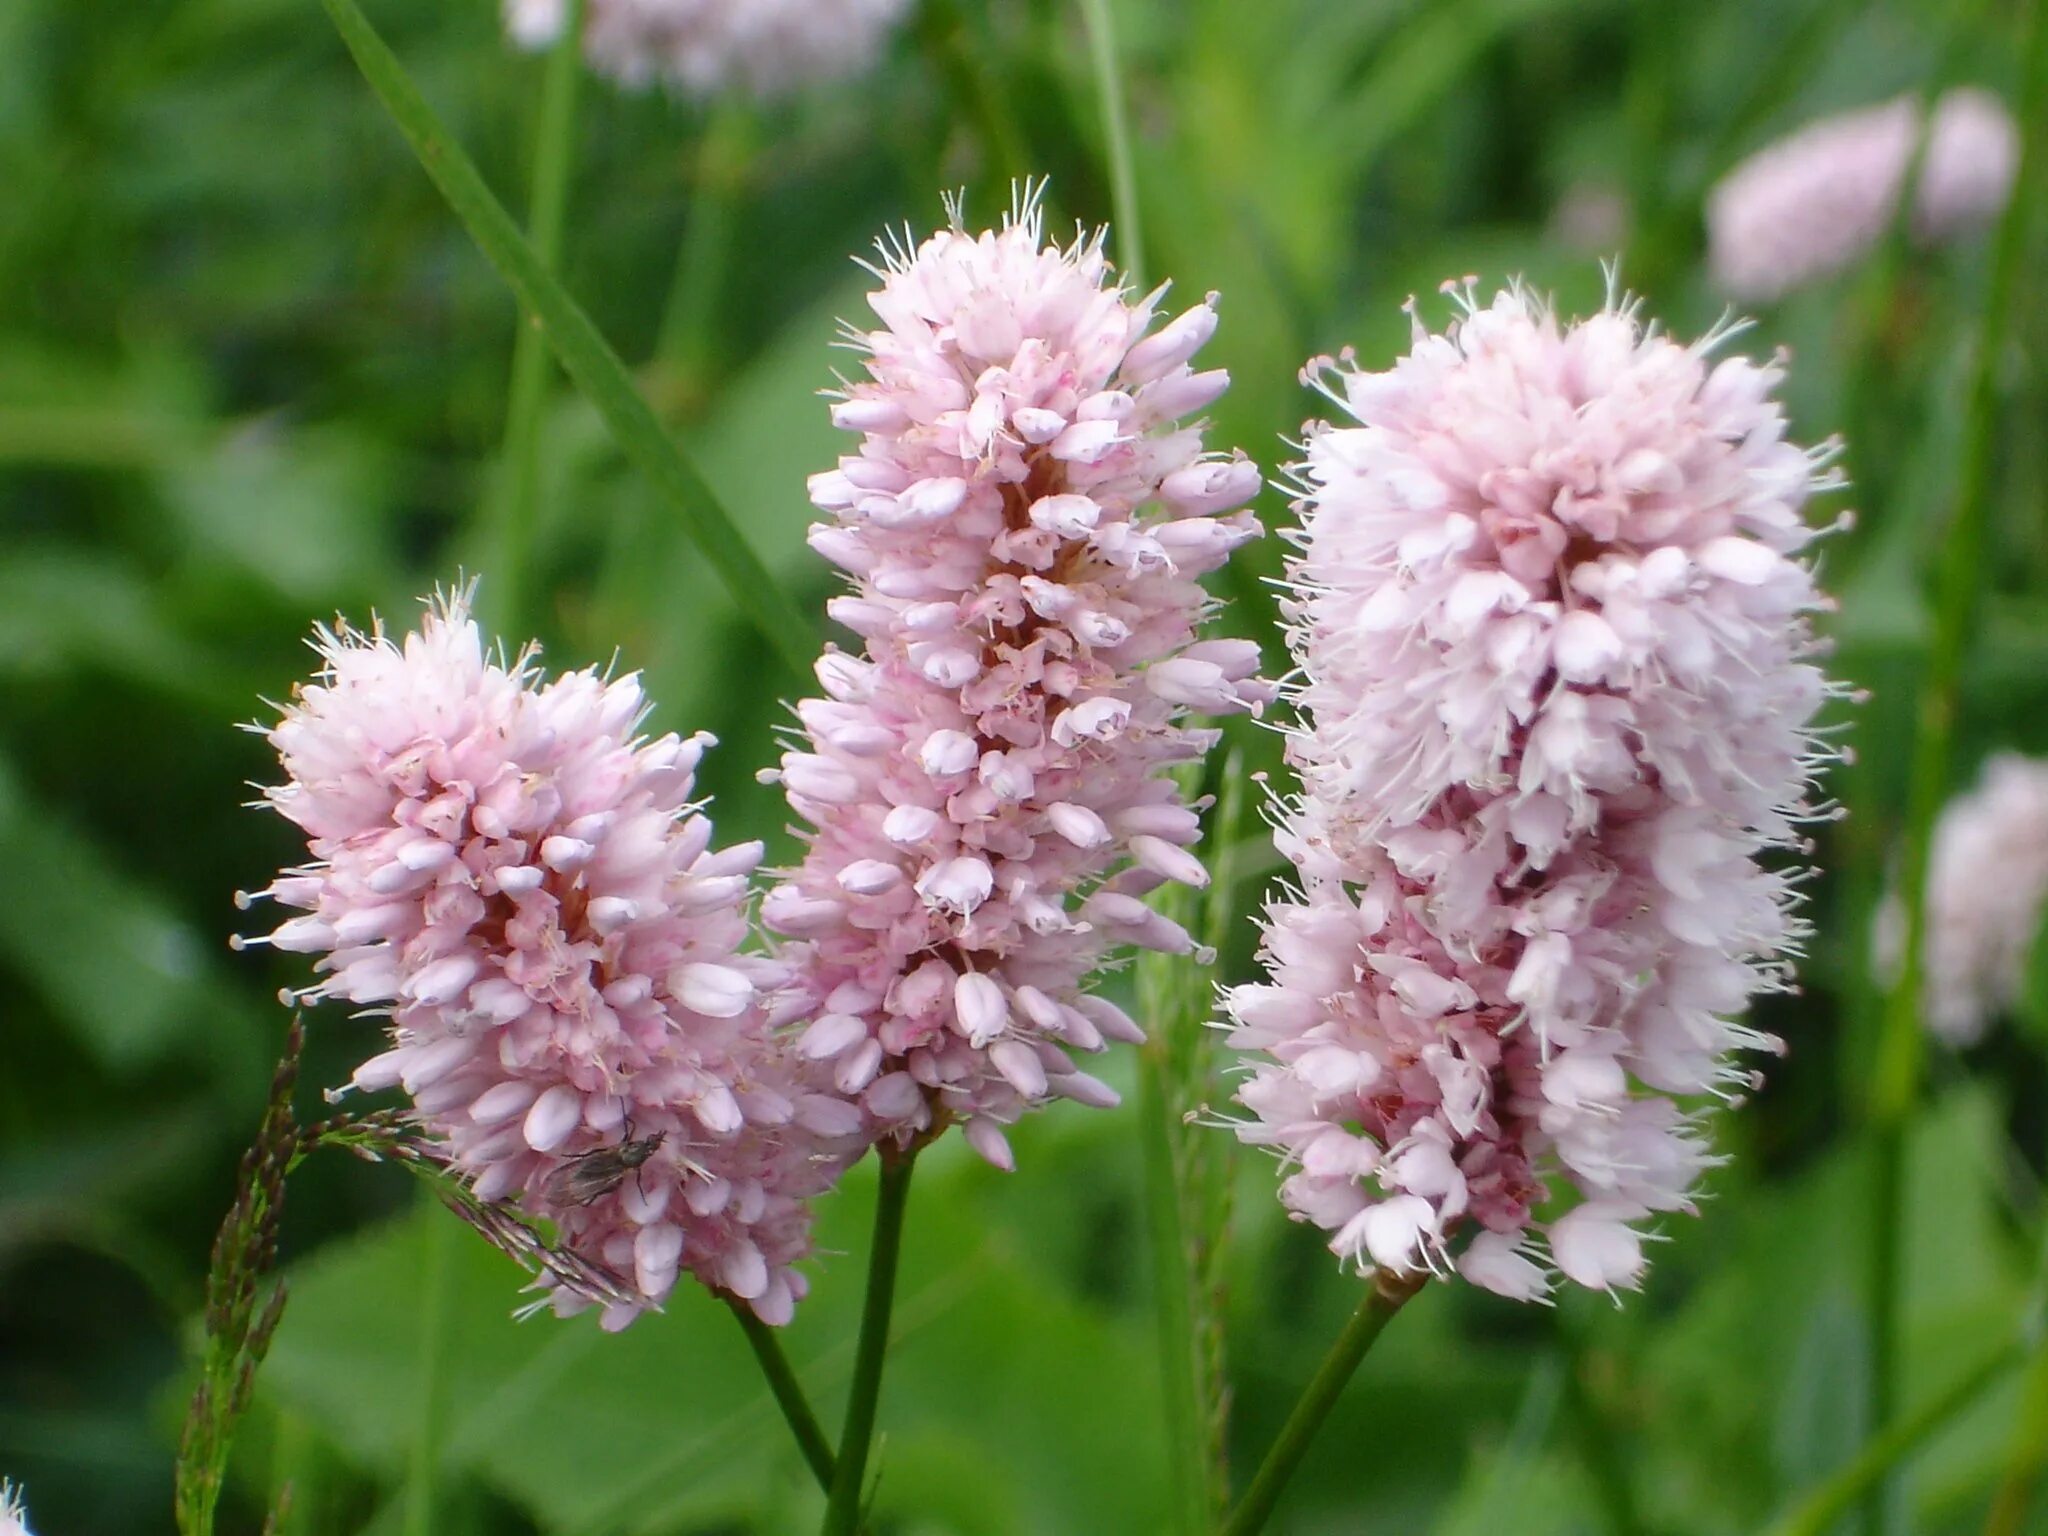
543, 1127, 668, 1208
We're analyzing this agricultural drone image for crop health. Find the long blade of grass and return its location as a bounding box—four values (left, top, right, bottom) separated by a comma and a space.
1077, 0, 1145, 286
317, 0, 819, 682
1762, 1345, 2023, 1536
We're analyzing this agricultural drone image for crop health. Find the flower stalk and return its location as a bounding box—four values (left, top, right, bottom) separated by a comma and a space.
1220, 1271, 1426, 1536
822, 1147, 919, 1536
728, 1298, 838, 1492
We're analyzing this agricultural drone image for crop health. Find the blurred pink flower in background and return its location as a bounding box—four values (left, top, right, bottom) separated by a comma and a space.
1227, 281, 1846, 1299
1876, 753, 2048, 1046
1, 1481, 33, 1536
1707, 87, 2018, 303
763, 187, 1271, 1170
503, 0, 908, 98
240, 590, 851, 1327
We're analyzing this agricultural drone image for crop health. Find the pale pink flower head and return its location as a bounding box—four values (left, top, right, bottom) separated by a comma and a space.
504, 0, 908, 98
1708, 87, 2019, 303
1226, 280, 1846, 1299
764, 186, 1271, 1166
0, 1481, 32, 1536
240, 588, 851, 1327
1881, 753, 2048, 1046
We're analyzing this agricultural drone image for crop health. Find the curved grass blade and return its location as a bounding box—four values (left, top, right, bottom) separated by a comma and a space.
317, 0, 819, 682
1761, 1344, 2023, 1536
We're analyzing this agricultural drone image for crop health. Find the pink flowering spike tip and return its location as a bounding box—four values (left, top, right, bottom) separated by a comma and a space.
1227, 281, 1847, 1297
1877, 753, 2048, 1047
241, 587, 856, 1325
503, 0, 908, 99
767, 185, 1269, 1154
1707, 88, 2018, 303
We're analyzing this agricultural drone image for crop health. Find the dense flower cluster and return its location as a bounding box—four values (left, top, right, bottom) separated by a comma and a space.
762, 189, 1270, 1167
503, 0, 908, 99
240, 592, 849, 1327
1882, 753, 2048, 1046
1707, 87, 2019, 302
1226, 282, 1844, 1298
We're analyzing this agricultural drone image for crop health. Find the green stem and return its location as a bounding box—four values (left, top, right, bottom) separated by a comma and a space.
1763, 1345, 2023, 1536
1076, 0, 1144, 287
490, 0, 584, 637
1136, 1031, 1210, 1536
317, 0, 818, 683
727, 1298, 837, 1494
914, 0, 1031, 192
1221, 1273, 1425, 1536
822, 1149, 918, 1536
655, 97, 753, 399
1865, 3, 2048, 1529
401, 1197, 456, 1536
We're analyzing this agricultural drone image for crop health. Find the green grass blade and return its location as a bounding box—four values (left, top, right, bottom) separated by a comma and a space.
1761, 1345, 2023, 1536
1077, 0, 1145, 287
317, 0, 819, 682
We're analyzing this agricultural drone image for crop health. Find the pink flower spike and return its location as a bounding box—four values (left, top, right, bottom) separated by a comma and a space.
767, 185, 1270, 1155
1876, 753, 2048, 1046
240, 586, 857, 1326
501, 0, 908, 100
1707, 87, 2018, 303
1226, 281, 1846, 1298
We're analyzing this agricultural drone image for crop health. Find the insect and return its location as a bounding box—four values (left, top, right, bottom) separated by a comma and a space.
542, 1127, 668, 1208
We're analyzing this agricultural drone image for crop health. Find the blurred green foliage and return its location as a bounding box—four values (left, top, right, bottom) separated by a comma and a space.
3, 0, 2046, 1531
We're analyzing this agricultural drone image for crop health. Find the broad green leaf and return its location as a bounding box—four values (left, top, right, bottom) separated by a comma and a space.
262, 1137, 1171, 1535
0, 751, 264, 1078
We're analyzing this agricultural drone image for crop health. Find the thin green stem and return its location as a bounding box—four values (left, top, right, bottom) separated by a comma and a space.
655, 97, 753, 400
1763, 1345, 2024, 1536
822, 1149, 918, 1536
401, 1197, 456, 1536
727, 1298, 837, 1494
914, 0, 1031, 191
1076, 0, 1144, 288
1221, 1273, 1426, 1536
1865, 4, 2048, 1530
1131, 749, 1250, 1532
1136, 1025, 1209, 1536
490, 0, 584, 637
317, 0, 818, 683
